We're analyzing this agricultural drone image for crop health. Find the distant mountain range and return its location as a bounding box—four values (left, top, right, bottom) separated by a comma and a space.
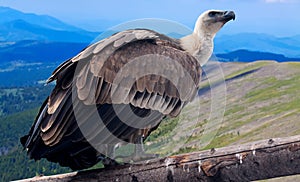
0, 39, 297, 68
0, 40, 88, 63
0, 6, 299, 61
216, 49, 300, 62
0, 6, 99, 43
215, 33, 300, 58
0, 40, 297, 87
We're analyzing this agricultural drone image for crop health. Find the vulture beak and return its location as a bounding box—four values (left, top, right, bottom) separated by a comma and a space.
220, 11, 236, 22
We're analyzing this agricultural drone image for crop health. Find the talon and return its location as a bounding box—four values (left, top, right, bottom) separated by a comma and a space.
101, 157, 120, 168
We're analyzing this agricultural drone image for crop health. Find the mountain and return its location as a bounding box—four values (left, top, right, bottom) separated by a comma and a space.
0, 42, 299, 87
0, 40, 89, 87
0, 6, 81, 31
216, 49, 300, 62
0, 40, 88, 63
0, 6, 99, 42
1, 6, 300, 57
215, 33, 300, 58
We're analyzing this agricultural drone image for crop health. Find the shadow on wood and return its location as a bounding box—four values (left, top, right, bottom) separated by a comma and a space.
15, 135, 300, 182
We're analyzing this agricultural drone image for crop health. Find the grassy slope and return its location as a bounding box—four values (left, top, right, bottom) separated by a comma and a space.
146, 61, 300, 181
146, 60, 300, 155
145, 61, 300, 181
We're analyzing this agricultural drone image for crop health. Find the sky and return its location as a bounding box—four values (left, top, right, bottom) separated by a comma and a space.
0, 0, 299, 37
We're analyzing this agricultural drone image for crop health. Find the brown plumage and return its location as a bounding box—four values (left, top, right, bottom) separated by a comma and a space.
21, 29, 201, 170
21, 10, 235, 170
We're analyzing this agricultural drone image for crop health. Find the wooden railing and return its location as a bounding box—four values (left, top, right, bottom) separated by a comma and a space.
15, 135, 300, 182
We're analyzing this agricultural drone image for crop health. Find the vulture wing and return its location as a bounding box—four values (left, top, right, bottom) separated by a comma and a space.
21, 29, 201, 170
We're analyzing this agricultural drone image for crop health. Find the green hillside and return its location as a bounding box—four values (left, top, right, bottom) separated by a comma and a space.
1, 61, 300, 181
0, 86, 72, 181
146, 61, 300, 155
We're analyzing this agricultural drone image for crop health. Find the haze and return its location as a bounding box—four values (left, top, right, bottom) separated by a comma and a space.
0, 0, 299, 37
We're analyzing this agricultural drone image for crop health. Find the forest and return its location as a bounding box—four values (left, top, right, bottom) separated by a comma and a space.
0, 86, 73, 181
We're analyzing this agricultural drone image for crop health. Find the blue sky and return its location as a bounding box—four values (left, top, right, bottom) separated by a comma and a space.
0, 0, 299, 36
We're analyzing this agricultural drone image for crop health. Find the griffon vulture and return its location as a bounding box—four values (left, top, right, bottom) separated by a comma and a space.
21, 10, 235, 170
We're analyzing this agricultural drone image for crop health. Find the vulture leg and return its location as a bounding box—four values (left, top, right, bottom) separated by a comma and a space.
98, 145, 121, 168
100, 157, 119, 168
115, 135, 159, 163
132, 135, 159, 161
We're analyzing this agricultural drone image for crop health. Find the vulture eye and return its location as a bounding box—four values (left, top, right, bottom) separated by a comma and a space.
208, 11, 218, 17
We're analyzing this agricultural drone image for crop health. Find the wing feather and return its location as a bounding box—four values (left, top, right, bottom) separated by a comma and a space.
22, 29, 202, 170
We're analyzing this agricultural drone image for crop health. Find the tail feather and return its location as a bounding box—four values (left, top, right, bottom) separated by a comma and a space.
20, 135, 29, 148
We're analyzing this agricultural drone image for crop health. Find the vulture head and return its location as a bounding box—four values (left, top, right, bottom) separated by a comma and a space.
181, 10, 235, 66
196, 10, 236, 36
195, 10, 235, 36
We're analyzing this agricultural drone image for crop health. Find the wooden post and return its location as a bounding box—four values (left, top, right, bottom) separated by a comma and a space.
15, 135, 300, 182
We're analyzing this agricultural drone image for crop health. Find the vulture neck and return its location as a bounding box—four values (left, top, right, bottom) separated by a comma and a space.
180, 22, 215, 66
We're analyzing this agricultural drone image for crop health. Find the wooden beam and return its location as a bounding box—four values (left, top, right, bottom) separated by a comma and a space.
15, 135, 300, 182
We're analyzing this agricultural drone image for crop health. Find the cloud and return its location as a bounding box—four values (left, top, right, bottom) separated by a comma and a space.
264, 0, 295, 3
